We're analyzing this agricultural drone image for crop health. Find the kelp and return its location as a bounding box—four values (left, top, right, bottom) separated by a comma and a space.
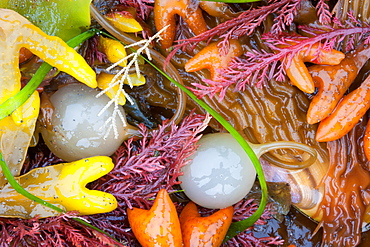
314, 117, 370, 246
4, 0, 370, 246
177, 45, 331, 216
168, 1, 370, 246
168, 26, 328, 162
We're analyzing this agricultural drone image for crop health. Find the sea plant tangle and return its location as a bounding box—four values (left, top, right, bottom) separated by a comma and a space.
166, 0, 331, 65
190, 12, 370, 99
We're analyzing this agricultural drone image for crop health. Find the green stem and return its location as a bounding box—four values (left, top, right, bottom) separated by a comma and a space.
100, 28, 268, 241
0, 152, 63, 212
0, 62, 51, 120
143, 58, 268, 241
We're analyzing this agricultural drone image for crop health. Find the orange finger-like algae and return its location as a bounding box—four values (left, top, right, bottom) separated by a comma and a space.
284, 43, 345, 94
316, 74, 370, 142
0, 156, 117, 219
19, 47, 33, 64
307, 58, 359, 124
307, 45, 370, 124
185, 40, 243, 81
179, 201, 234, 247
154, 0, 208, 49
127, 189, 183, 247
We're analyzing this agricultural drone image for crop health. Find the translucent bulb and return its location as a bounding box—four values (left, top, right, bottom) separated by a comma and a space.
41, 84, 137, 162
179, 133, 256, 209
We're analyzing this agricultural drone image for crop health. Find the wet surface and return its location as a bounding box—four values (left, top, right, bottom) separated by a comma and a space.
253, 206, 370, 246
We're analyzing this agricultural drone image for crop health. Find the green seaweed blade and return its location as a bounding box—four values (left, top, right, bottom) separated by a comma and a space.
0, 0, 91, 41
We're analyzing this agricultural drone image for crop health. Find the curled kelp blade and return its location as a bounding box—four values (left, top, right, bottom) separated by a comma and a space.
0, 156, 117, 219
312, 117, 370, 246
0, 91, 40, 188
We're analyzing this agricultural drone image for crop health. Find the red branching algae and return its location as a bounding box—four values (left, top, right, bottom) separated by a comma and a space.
118, 0, 154, 21
83, 35, 108, 67
4, 113, 283, 246
191, 15, 370, 100
85, 112, 209, 245
89, 112, 210, 209
0, 212, 122, 247
315, 0, 332, 24
21, 144, 63, 173
166, 0, 304, 65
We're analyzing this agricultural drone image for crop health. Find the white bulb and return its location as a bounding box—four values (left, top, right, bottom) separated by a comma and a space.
179, 133, 256, 209
41, 84, 137, 162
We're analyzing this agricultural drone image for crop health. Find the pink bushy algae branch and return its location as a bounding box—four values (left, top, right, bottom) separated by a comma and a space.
87, 112, 284, 245
191, 15, 370, 100
0, 211, 122, 247
164, 0, 334, 99
7, 113, 209, 246
164, 0, 292, 70
89, 112, 210, 209
165, 0, 330, 57
7, 122, 283, 246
